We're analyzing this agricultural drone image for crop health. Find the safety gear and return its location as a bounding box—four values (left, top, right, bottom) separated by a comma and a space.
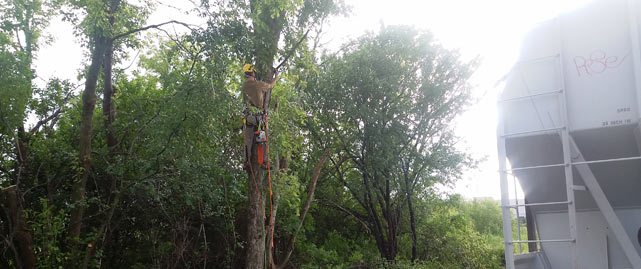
243, 64, 256, 74
255, 130, 267, 143
255, 130, 266, 165
257, 143, 265, 165
243, 109, 267, 167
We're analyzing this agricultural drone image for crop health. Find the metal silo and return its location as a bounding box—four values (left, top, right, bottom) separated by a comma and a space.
497, 0, 641, 268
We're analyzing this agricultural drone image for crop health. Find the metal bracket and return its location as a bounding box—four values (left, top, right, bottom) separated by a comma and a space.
572, 185, 586, 191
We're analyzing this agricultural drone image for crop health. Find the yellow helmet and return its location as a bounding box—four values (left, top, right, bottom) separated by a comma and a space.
243, 64, 256, 74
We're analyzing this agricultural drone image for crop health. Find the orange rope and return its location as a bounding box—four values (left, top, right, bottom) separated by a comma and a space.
265, 112, 274, 248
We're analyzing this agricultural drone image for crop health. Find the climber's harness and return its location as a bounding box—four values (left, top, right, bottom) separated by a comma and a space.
243, 106, 266, 139
243, 105, 267, 165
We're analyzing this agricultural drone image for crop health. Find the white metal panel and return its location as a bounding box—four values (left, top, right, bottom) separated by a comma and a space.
536, 209, 641, 268
562, 0, 638, 131
611, 208, 641, 268
537, 211, 610, 269
502, 0, 641, 134
502, 20, 562, 136
514, 252, 546, 269
517, 20, 559, 62
536, 212, 572, 268
571, 138, 641, 267
599, 208, 641, 269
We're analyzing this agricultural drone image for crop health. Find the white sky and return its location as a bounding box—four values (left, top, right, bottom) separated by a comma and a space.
34, 0, 596, 199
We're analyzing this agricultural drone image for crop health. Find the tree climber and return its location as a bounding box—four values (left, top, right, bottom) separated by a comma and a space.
242, 63, 279, 169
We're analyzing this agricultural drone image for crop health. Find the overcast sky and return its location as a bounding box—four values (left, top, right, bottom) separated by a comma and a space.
34, 0, 596, 199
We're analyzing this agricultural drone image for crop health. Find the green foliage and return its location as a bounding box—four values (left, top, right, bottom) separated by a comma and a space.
298, 193, 504, 268
305, 25, 477, 261
27, 199, 71, 268
462, 198, 503, 236
0, 40, 31, 134
65, 0, 151, 42
296, 230, 379, 267
0, 0, 61, 56
512, 213, 532, 254
415, 195, 503, 268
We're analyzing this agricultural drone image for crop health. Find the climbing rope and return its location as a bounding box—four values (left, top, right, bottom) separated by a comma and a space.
265, 112, 274, 249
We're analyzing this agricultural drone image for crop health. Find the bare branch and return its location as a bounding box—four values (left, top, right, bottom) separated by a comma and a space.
319, 198, 371, 233
330, 156, 367, 209
111, 20, 195, 41
278, 150, 330, 268
276, 27, 311, 69
28, 108, 62, 135
14, 29, 25, 52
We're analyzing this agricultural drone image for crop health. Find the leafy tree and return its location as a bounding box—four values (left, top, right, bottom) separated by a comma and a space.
0, 0, 63, 266
462, 198, 503, 236
413, 195, 503, 267
197, 1, 344, 267
65, 0, 149, 243
307, 25, 476, 261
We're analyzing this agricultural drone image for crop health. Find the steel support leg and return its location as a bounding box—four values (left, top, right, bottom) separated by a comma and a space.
497, 135, 515, 268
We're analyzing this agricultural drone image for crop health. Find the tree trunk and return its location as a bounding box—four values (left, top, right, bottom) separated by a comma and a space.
245, 1, 287, 267
0, 185, 36, 269
384, 215, 398, 261
103, 39, 117, 153
246, 149, 265, 269
246, 7, 284, 269
69, 0, 121, 240
102, 37, 118, 199
97, 37, 121, 267
68, 36, 108, 239
3, 5, 39, 267
406, 190, 417, 262
267, 194, 279, 269
246, 119, 266, 269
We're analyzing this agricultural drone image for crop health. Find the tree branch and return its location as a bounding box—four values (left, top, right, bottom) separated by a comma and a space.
319, 198, 370, 233
28, 108, 62, 135
275, 27, 311, 69
331, 156, 367, 210
111, 20, 195, 41
278, 150, 330, 268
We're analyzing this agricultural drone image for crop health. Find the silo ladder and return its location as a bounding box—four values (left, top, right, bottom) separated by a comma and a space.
497, 49, 579, 269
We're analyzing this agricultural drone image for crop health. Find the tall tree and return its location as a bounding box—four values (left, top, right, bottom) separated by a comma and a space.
0, 0, 60, 266
199, 1, 343, 267
66, 0, 169, 244
307, 25, 476, 261
67, 0, 122, 240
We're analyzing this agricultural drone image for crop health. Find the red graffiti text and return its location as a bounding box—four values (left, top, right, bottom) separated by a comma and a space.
574, 50, 628, 77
